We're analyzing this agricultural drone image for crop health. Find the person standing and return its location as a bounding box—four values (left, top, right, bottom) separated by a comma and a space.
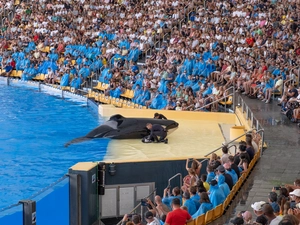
165, 198, 192, 225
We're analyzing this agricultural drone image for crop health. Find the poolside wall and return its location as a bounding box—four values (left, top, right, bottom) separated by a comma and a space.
104, 159, 209, 198
0, 78, 250, 225
99, 104, 239, 123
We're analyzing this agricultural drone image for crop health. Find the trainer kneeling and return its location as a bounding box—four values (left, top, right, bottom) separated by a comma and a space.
143, 123, 168, 144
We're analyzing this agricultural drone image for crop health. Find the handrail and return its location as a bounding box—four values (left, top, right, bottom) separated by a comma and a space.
195, 93, 233, 112
272, 76, 281, 99
168, 173, 182, 190
155, 40, 160, 49
116, 188, 157, 225
204, 128, 264, 157
163, 33, 169, 42
228, 144, 237, 155
145, 48, 152, 58
237, 95, 265, 155
167, 173, 183, 198
195, 86, 235, 112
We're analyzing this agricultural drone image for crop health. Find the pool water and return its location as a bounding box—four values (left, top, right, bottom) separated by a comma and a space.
0, 84, 109, 209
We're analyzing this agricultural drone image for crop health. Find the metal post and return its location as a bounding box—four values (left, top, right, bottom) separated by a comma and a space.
68, 173, 81, 225
6, 77, 9, 86
233, 86, 236, 112
251, 113, 254, 128
260, 131, 264, 157
241, 98, 244, 113
256, 120, 259, 131
298, 67, 300, 88
141, 205, 145, 223
62, 90, 64, 99
19, 200, 36, 225
246, 106, 249, 120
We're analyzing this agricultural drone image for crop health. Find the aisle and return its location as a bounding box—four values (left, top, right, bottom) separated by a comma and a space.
234, 96, 300, 214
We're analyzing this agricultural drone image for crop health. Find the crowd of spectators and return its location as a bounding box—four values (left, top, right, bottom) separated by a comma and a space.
229, 179, 300, 225
120, 132, 300, 225
0, 0, 300, 113
120, 132, 267, 225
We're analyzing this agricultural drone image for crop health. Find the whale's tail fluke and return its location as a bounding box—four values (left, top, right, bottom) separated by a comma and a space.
64, 137, 92, 147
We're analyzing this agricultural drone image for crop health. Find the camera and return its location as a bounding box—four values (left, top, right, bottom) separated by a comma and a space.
290, 201, 296, 209
141, 199, 148, 207
273, 186, 281, 190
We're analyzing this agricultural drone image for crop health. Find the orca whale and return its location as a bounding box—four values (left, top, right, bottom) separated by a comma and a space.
65, 114, 179, 147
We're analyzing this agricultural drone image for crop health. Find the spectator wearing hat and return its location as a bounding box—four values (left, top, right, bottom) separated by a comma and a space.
145, 211, 160, 225
289, 189, 300, 205
230, 217, 244, 225
192, 192, 213, 219
209, 179, 226, 208
165, 198, 192, 225
182, 191, 197, 216
262, 203, 282, 225
251, 201, 268, 225
216, 165, 233, 190
269, 192, 281, 216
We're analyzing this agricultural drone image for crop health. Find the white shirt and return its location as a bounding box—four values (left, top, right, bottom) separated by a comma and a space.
147, 218, 160, 225
270, 216, 282, 225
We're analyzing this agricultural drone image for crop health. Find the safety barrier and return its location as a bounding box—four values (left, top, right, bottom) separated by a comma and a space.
194, 86, 235, 112
0, 176, 69, 225
237, 95, 265, 155
187, 97, 265, 224
116, 188, 157, 225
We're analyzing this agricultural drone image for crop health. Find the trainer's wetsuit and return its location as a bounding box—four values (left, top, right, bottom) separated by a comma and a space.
149, 124, 167, 141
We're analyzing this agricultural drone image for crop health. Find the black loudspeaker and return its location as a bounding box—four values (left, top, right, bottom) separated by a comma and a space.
98, 163, 106, 195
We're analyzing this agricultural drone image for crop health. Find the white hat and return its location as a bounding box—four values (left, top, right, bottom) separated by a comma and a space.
251, 201, 266, 211
290, 189, 300, 197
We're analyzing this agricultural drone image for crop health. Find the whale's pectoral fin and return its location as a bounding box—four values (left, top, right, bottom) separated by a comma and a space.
64, 137, 92, 147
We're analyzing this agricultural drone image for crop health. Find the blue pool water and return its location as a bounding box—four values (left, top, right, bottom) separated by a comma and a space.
0, 84, 109, 209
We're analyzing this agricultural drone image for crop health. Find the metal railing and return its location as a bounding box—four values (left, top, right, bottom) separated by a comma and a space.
195, 86, 235, 112
168, 173, 182, 191
204, 128, 264, 158
116, 188, 157, 225
237, 95, 264, 131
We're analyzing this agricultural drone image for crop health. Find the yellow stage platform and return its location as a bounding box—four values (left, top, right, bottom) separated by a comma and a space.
99, 105, 245, 163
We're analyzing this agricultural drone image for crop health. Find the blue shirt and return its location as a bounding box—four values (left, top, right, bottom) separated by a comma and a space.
183, 199, 197, 216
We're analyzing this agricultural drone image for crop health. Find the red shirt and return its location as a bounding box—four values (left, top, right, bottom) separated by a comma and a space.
246, 37, 255, 47
166, 208, 191, 225
33, 35, 39, 42
10, 60, 16, 69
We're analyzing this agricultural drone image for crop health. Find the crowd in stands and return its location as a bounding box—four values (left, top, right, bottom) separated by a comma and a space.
120, 132, 300, 225
0, 0, 300, 114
